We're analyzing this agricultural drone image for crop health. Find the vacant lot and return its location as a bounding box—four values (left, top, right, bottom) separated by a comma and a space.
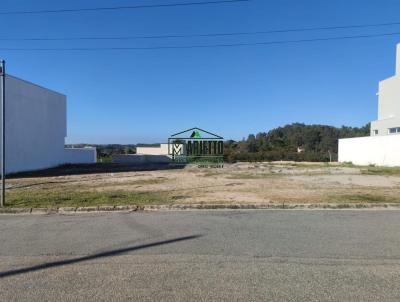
5, 162, 400, 208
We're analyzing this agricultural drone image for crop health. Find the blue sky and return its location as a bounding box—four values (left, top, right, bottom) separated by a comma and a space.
2, 0, 400, 143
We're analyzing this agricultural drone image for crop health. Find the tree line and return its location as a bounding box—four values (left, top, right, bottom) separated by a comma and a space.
67, 123, 370, 163
224, 123, 370, 162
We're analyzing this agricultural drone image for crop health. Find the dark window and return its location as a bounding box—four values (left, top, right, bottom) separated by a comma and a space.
388, 127, 400, 134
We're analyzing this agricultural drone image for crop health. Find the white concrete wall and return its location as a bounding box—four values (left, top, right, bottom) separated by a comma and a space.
377, 75, 400, 120
338, 135, 400, 166
136, 144, 169, 155
113, 154, 170, 165
3, 75, 96, 174
397, 43, 400, 75
64, 148, 97, 165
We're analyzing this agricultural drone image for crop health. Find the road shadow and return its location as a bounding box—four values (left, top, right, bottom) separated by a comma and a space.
0, 235, 201, 278
8, 162, 186, 179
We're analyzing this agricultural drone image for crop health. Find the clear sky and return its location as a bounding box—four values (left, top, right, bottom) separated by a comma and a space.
1, 0, 400, 144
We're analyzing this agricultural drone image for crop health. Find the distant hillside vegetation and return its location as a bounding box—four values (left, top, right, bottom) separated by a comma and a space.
67, 123, 370, 163
224, 123, 370, 162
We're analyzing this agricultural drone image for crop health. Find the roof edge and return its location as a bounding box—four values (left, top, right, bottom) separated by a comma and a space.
7, 74, 66, 97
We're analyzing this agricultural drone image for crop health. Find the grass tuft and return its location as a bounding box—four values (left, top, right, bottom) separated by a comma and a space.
361, 166, 400, 176
330, 193, 399, 203
6, 190, 170, 208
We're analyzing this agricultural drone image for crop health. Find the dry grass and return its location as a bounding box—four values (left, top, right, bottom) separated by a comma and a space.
5, 162, 400, 208
7, 190, 169, 208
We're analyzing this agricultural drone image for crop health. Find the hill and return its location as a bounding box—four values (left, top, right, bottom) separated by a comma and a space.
224, 123, 370, 162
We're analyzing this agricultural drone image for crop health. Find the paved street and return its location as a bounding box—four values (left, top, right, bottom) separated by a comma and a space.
1, 210, 400, 301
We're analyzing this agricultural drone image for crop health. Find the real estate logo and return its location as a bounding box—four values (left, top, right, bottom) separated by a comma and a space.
168, 127, 224, 168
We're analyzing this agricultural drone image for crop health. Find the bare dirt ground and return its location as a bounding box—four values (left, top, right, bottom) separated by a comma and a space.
5, 162, 400, 207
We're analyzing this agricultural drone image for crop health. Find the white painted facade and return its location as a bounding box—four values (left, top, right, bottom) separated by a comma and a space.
3, 75, 96, 174
338, 43, 400, 166
370, 44, 400, 136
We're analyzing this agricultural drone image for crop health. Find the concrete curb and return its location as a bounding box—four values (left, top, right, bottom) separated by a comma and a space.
1, 203, 400, 214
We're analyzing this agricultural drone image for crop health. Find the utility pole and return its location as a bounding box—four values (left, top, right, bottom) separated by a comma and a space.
0, 60, 5, 207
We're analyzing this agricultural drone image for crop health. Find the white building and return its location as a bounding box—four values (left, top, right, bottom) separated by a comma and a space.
370, 44, 400, 135
338, 44, 400, 166
3, 75, 96, 174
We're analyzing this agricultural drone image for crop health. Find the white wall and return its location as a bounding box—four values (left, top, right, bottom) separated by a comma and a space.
64, 148, 97, 165
338, 135, 400, 166
2, 75, 96, 174
370, 43, 400, 136
4, 76, 67, 173
377, 76, 400, 120
113, 154, 170, 165
371, 116, 400, 136
397, 43, 400, 74
136, 144, 169, 155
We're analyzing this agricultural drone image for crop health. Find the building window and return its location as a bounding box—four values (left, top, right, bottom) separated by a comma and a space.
388, 127, 400, 134
373, 130, 379, 135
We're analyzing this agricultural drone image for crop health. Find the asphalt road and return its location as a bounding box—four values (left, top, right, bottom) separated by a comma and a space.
1, 210, 400, 301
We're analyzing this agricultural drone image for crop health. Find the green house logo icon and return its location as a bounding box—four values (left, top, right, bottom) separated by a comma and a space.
190, 130, 201, 139
168, 127, 224, 167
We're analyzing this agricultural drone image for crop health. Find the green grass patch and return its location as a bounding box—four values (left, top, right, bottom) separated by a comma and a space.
329, 193, 399, 203
226, 172, 284, 179
285, 163, 331, 169
340, 161, 356, 168
5, 190, 171, 208
130, 178, 167, 185
102, 178, 168, 187
361, 166, 400, 176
